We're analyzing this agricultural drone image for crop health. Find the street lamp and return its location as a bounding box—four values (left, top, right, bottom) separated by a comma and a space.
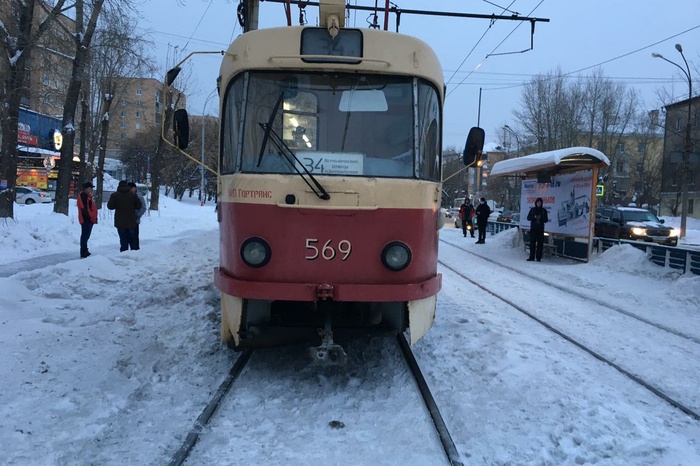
200, 89, 218, 205
652, 44, 693, 239
503, 125, 521, 156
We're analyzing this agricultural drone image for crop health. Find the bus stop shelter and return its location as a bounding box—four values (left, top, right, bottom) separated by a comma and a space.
490, 147, 610, 261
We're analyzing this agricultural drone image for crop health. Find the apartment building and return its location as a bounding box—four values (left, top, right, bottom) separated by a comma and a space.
0, 0, 77, 116
660, 95, 699, 218
106, 77, 185, 156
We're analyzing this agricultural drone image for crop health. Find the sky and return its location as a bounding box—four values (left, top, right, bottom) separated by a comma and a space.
136, 0, 700, 149
1, 182, 700, 464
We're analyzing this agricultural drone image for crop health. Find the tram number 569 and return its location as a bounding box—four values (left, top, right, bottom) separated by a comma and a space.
305, 239, 352, 261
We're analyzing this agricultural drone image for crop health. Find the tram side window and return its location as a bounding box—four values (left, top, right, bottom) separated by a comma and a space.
221, 77, 245, 174
416, 81, 441, 182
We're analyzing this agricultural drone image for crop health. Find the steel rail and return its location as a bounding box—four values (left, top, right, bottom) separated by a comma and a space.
168, 350, 253, 466
397, 334, 464, 466
438, 258, 700, 423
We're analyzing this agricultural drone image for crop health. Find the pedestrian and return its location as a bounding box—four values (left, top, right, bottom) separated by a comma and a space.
127, 182, 147, 250
107, 180, 142, 252
459, 198, 475, 238
77, 181, 97, 258
527, 197, 549, 261
474, 197, 491, 244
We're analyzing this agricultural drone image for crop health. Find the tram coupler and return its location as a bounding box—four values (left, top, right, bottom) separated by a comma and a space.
308, 306, 347, 365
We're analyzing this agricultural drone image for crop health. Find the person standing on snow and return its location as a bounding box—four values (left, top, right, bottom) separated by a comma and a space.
474, 197, 491, 244
127, 182, 147, 250
77, 182, 98, 258
527, 197, 549, 261
459, 197, 475, 238
107, 180, 142, 252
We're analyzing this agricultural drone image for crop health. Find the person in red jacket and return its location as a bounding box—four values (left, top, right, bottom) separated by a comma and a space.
78, 182, 98, 258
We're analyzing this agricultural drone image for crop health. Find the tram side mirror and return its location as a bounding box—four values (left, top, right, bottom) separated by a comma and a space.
463, 127, 485, 166
166, 67, 182, 86
173, 108, 190, 150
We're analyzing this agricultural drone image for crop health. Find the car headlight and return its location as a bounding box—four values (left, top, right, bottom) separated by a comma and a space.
240, 237, 271, 268
630, 227, 646, 236
381, 241, 411, 271
670, 229, 679, 237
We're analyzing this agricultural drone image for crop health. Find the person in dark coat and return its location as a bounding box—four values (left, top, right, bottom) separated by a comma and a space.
77, 182, 98, 258
128, 182, 147, 250
107, 180, 142, 252
474, 197, 491, 244
459, 198, 475, 238
527, 197, 549, 261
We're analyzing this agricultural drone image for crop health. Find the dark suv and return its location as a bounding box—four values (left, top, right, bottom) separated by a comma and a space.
595, 206, 678, 247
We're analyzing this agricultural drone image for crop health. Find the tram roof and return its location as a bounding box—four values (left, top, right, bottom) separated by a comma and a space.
219, 26, 444, 93
490, 146, 610, 177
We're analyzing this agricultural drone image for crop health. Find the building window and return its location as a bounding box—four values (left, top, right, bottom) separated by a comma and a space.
615, 142, 625, 154
135, 111, 141, 118
616, 161, 624, 174
676, 117, 683, 132
43, 75, 50, 86
136, 100, 142, 107
121, 110, 126, 118
136, 88, 142, 96
120, 132, 126, 139
121, 99, 126, 107
135, 123, 141, 130
121, 122, 127, 129
637, 143, 646, 155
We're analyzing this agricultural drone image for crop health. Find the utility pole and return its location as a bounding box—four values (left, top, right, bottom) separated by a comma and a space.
243, 0, 260, 32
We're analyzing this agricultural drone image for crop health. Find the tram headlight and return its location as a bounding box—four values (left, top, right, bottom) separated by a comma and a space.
240, 237, 271, 268
381, 241, 412, 272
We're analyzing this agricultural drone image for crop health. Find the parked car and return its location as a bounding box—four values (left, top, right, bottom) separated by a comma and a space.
15, 186, 53, 205
595, 206, 678, 247
496, 210, 515, 223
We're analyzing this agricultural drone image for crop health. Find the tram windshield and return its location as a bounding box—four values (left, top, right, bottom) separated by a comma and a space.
221, 71, 441, 180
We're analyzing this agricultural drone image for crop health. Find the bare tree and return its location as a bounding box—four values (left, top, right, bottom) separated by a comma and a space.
85, 7, 155, 207
0, 0, 68, 219
53, 0, 107, 215
513, 68, 585, 152
580, 70, 639, 203
629, 110, 663, 208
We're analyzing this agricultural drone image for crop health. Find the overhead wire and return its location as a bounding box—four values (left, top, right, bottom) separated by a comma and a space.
444, 0, 518, 91
481, 23, 700, 92
180, 0, 215, 53
446, 0, 544, 98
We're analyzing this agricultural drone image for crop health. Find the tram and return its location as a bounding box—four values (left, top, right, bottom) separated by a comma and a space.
165, 0, 483, 363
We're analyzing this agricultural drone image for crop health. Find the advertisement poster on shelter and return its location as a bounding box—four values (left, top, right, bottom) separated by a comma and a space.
519, 170, 593, 237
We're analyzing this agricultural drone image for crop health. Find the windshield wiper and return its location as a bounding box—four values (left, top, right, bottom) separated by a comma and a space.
258, 122, 330, 201
256, 92, 285, 168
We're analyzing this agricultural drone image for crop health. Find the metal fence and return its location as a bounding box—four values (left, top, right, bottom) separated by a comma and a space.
484, 221, 700, 276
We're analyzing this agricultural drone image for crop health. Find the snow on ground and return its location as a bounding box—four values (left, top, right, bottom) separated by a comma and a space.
1, 194, 699, 465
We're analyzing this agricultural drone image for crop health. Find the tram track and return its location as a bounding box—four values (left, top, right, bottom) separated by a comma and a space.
166, 337, 463, 466
441, 239, 700, 346
438, 240, 700, 423
168, 351, 253, 466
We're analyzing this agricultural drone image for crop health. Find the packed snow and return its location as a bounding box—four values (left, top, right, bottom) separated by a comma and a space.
1, 191, 699, 465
